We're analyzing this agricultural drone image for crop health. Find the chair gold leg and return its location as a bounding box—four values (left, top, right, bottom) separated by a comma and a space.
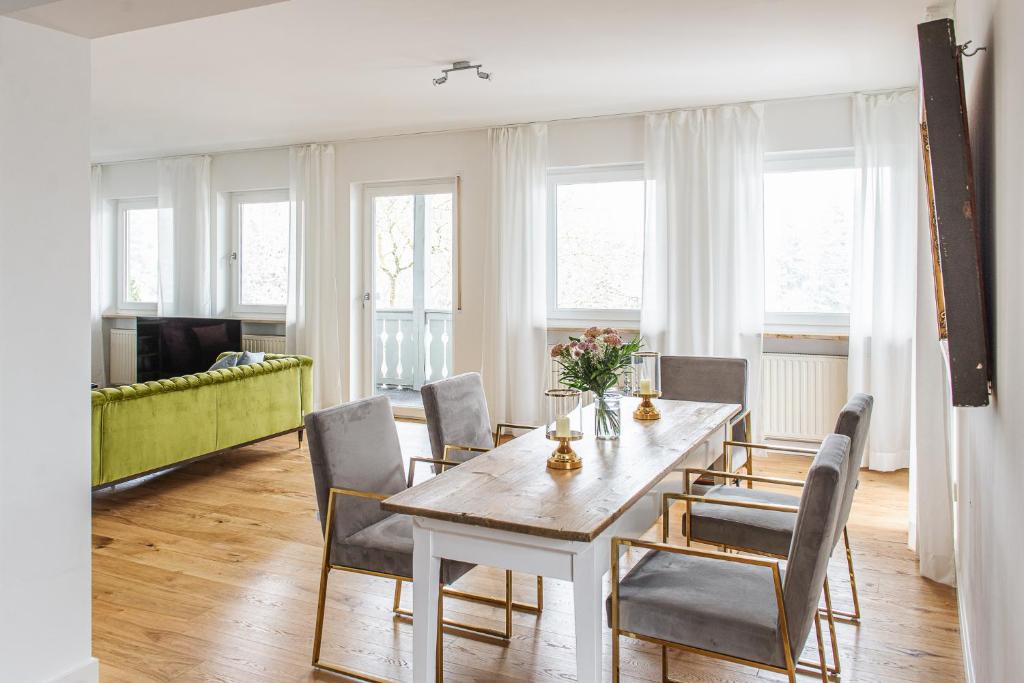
436, 579, 444, 683
536, 575, 544, 612
504, 570, 513, 638
814, 612, 829, 683
823, 577, 841, 675
393, 579, 403, 612
844, 527, 862, 621
311, 559, 330, 666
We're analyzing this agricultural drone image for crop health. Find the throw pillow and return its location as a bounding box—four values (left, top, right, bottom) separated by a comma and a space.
208, 353, 241, 372
238, 351, 266, 366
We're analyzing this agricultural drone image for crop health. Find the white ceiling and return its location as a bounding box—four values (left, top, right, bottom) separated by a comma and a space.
6, 0, 286, 38
89, 0, 930, 162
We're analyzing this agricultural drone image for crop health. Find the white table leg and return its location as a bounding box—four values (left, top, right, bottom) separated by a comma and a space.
413, 523, 441, 683
572, 543, 604, 682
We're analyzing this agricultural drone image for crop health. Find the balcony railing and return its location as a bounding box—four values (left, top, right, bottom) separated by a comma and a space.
375, 309, 452, 391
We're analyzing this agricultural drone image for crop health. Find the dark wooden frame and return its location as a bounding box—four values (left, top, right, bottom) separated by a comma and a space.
918, 18, 991, 407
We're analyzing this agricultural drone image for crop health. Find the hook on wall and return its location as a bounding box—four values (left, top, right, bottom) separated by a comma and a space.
958, 40, 988, 57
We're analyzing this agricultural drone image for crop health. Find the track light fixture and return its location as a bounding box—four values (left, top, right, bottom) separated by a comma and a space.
433, 60, 492, 86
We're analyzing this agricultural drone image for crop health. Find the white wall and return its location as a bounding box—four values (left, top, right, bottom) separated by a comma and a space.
95, 96, 854, 399
949, 1, 1024, 680
0, 17, 97, 683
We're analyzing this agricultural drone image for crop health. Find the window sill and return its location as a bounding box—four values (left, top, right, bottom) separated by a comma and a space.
763, 329, 849, 341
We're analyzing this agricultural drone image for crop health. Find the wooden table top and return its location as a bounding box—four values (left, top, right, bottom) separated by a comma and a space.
382, 397, 739, 542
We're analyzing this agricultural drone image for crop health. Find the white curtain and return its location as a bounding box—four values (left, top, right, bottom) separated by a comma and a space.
481, 124, 548, 426
909, 96, 955, 585
157, 155, 212, 317
90, 164, 106, 386
849, 91, 918, 471
641, 105, 766, 436
286, 143, 342, 410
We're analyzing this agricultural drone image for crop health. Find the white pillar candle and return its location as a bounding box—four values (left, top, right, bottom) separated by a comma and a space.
555, 415, 571, 438
639, 378, 652, 395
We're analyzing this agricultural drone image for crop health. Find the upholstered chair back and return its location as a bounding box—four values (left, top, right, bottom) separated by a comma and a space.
831, 393, 874, 547
660, 355, 748, 446
781, 433, 850, 658
421, 372, 494, 466
305, 396, 406, 544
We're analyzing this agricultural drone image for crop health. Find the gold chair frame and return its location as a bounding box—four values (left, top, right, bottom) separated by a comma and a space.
312, 485, 513, 682
722, 438, 863, 623
610, 537, 829, 683
660, 464, 856, 677
406, 422, 545, 616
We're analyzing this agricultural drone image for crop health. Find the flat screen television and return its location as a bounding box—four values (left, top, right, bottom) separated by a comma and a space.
136, 317, 242, 382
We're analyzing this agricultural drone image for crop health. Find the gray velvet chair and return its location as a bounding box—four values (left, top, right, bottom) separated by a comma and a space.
419, 372, 544, 614
306, 395, 512, 681
609, 433, 851, 683
662, 393, 873, 675
660, 355, 753, 482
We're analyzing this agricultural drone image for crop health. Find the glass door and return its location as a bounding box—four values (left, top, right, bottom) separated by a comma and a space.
368, 182, 454, 412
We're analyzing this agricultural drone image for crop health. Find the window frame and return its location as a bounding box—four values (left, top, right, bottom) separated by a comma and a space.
116, 196, 159, 314
229, 188, 290, 318
762, 148, 856, 335
546, 164, 646, 328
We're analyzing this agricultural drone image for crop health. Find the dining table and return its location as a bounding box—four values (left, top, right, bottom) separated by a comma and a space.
381, 396, 740, 682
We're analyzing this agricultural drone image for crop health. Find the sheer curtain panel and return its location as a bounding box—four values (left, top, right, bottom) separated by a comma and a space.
156, 155, 212, 317
286, 143, 342, 410
849, 91, 918, 471
640, 105, 766, 437
480, 124, 548, 426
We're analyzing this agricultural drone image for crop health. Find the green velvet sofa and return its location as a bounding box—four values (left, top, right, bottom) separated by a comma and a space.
91, 353, 312, 488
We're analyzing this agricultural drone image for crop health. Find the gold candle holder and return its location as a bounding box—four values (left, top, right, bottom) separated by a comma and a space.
545, 388, 584, 470
633, 390, 662, 420
631, 351, 662, 421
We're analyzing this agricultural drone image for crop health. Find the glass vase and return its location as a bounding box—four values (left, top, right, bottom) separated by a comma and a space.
595, 391, 622, 440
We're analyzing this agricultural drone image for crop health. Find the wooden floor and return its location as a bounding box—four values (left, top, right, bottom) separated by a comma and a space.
92, 423, 964, 682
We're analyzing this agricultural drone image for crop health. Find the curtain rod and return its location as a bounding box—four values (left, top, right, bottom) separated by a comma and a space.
93, 85, 916, 166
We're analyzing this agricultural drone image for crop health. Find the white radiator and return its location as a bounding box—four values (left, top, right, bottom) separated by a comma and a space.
761, 353, 848, 443
109, 329, 137, 386
242, 334, 287, 354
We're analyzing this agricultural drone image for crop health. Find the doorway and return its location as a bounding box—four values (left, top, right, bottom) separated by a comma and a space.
365, 181, 455, 415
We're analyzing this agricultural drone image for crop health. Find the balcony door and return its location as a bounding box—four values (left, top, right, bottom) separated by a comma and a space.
366, 181, 455, 413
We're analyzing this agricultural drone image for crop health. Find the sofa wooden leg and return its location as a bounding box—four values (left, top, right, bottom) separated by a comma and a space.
298, 428, 305, 445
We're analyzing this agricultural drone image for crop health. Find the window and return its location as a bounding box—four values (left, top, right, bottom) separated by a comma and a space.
547, 166, 646, 324
230, 190, 290, 316
117, 198, 159, 311
763, 151, 856, 333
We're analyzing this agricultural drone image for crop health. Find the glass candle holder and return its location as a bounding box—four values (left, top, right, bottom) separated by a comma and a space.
545, 388, 583, 470
631, 351, 662, 420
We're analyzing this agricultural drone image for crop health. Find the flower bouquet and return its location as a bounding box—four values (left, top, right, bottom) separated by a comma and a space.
550, 327, 643, 440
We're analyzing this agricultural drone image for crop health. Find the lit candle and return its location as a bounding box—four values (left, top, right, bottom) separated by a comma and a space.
555, 415, 571, 438
639, 378, 652, 395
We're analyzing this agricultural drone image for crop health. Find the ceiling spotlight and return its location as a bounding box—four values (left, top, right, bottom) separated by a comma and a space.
433, 60, 492, 86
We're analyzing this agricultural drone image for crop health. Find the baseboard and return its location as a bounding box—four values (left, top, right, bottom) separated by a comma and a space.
47, 658, 99, 683
955, 565, 975, 682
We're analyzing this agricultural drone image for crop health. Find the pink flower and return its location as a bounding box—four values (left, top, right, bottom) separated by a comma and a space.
584, 326, 601, 338
602, 327, 616, 335
550, 343, 565, 358
603, 334, 623, 347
